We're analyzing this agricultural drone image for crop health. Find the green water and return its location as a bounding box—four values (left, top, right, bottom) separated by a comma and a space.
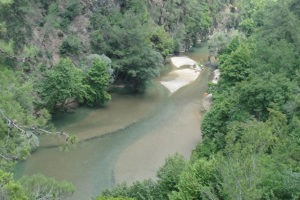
15, 45, 210, 200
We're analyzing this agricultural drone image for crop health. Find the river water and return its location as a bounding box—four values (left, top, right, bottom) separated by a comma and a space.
15, 44, 210, 200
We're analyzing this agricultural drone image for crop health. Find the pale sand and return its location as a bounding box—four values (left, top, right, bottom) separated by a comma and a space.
160, 56, 202, 94
171, 56, 198, 68
160, 69, 201, 94
114, 100, 202, 184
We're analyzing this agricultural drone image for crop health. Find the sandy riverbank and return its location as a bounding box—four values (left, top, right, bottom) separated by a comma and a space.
171, 56, 198, 68
160, 57, 201, 94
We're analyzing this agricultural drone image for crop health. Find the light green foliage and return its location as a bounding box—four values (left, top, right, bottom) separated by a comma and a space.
19, 174, 74, 200
102, 180, 162, 200
198, 0, 300, 199
239, 18, 256, 36
95, 197, 134, 200
219, 41, 251, 84
169, 158, 217, 200
23, 45, 39, 59
84, 58, 112, 106
100, 154, 187, 200
38, 58, 85, 111
0, 66, 50, 170
0, 0, 13, 5
157, 154, 187, 198
218, 121, 272, 200
97, 1, 300, 199
0, 40, 14, 56
0, 170, 27, 200
218, 117, 300, 200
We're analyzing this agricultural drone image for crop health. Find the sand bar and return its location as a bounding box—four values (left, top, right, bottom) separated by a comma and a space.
160, 69, 200, 94
160, 56, 201, 94
171, 56, 199, 68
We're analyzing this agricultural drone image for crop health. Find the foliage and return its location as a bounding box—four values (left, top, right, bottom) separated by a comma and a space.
208, 29, 245, 57
218, 41, 251, 85
0, 65, 75, 200
239, 18, 256, 36
95, 197, 133, 200
60, 34, 80, 56
169, 158, 217, 200
156, 154, 187, 198
0, 0, 30, 50
38, 58, 85, 111
148, 0, 213, 50
99, 154, 187, 200
90, 9, 163, 92
0, 169, 27, 200
84, 58, 112, 106
183, 0, 212, 46
102, 180, 162, 200
0, 66, 50, 170
150, 26, 174, 58
60, 0, 82, 28
101, 1, 300, 199
1, 0, 300, 199
19, 174, 75, 200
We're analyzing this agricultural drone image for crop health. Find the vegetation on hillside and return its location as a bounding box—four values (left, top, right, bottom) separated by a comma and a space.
97, 0, 300, 199
0, 0, 299, 199
0, 0, 222, 199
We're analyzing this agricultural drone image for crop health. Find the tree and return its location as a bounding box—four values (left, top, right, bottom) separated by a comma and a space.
237, 74, 296, 120
208, 30, 244, 59
95, 197, 133, 200
38, 58, 85, 112
102, 180, 162, 200
19, 174, 74, 200
84, 58, 113, 106
156, 154, 187, 198
150, 26, 174, 58
0, 169, 27, 200
169, 158, 217, 200
90, 10, 163, 92
183, 0, 212, 46
219, 42, 251, 85
0, 66, 50, 170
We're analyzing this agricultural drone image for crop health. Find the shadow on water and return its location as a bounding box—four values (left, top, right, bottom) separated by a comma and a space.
15, 45, 211, 200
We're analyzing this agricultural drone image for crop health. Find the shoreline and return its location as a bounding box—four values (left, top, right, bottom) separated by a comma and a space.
114, 69, 210, 184
160, 56, 202, 94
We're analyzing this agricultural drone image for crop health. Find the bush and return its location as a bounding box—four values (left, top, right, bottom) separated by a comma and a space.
60, 35, 80, 55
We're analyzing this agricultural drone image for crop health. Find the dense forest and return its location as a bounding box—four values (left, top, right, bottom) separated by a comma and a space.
0, 0, 299, 199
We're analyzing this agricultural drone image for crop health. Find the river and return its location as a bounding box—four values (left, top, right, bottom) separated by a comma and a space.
15, 44, 210, 200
